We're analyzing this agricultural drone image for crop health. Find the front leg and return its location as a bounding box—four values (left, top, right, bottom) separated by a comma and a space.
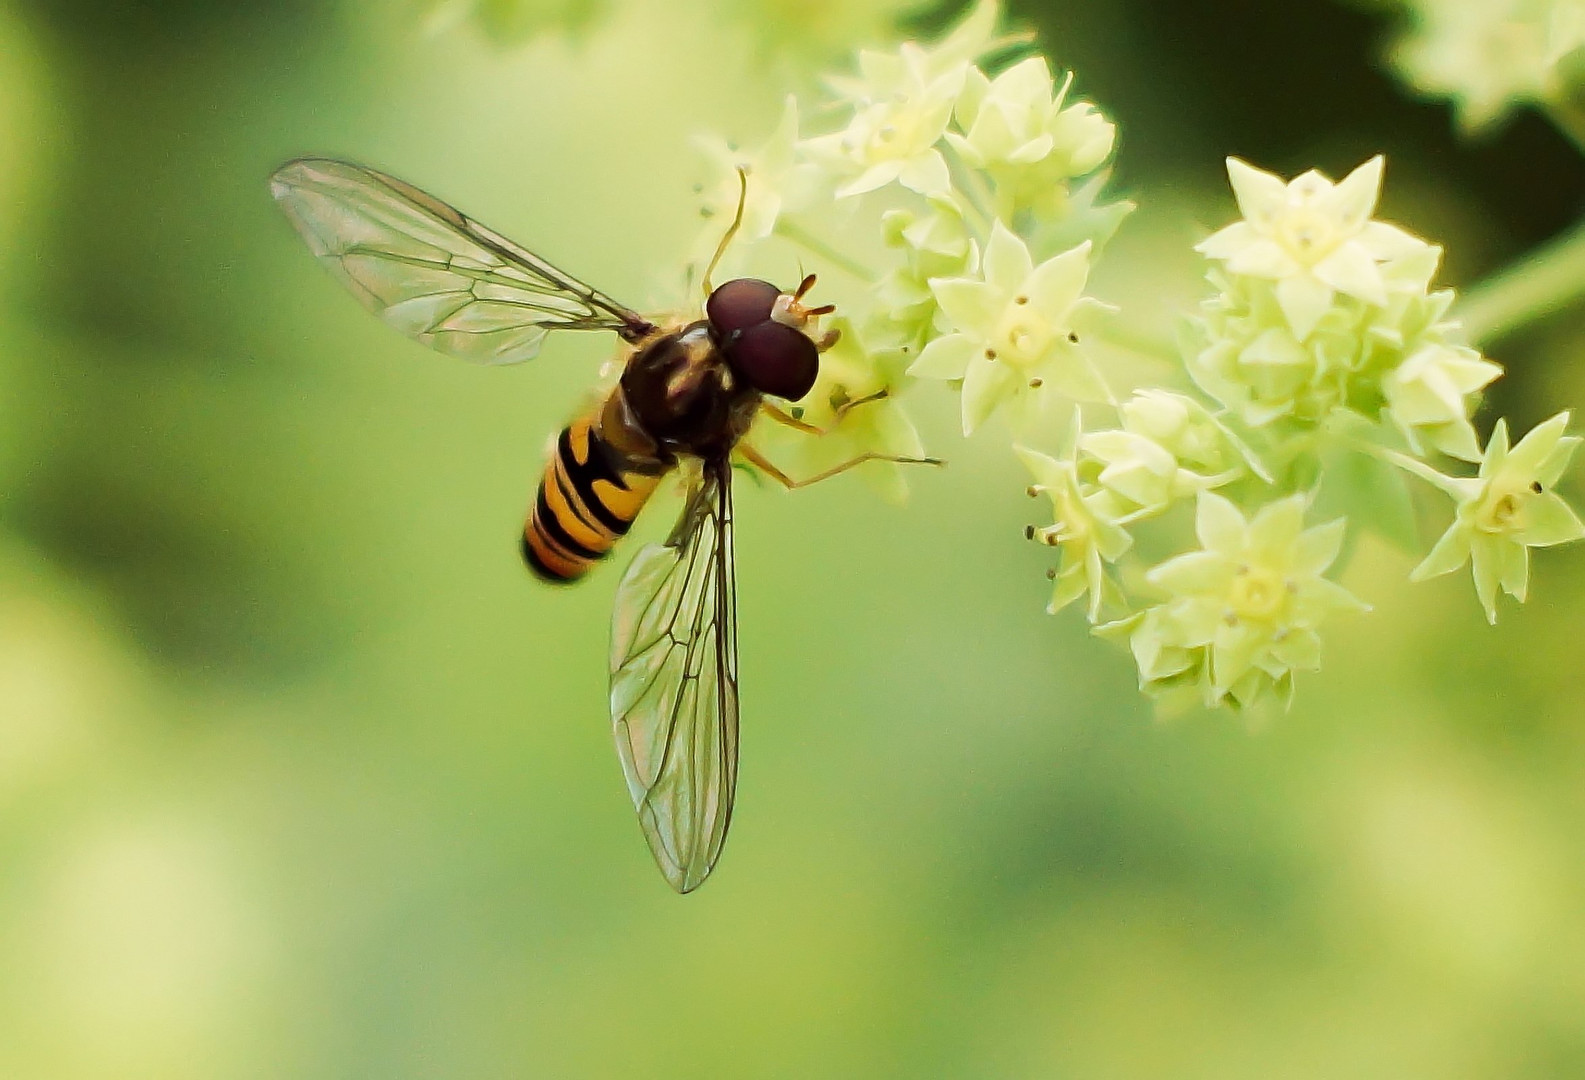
736, 441, 942, 490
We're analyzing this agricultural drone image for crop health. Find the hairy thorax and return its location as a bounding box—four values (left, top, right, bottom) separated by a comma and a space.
610, 321, 761, 464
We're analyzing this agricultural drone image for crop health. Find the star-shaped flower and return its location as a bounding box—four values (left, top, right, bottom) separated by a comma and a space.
754, 319, 927, 503
1382, 342, 1503, 461
1137, 493, 1367, 705
1410, 411, 1585, 622
799, 46, 967, 199
1390, 0, 1585, 133
692, 96, 824, 254
1197, 157, 1430, 342
909, 222, 1113, 434
1018, 441, 1133, 620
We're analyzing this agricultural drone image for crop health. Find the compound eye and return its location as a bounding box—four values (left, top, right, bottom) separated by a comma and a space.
730, 320, 819, 401
706, 278, 781, 338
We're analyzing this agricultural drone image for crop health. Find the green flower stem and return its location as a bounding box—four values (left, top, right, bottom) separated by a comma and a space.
1346, 436, 1465, 498
1456, 215, 1585, 346
773, 218, 875, 281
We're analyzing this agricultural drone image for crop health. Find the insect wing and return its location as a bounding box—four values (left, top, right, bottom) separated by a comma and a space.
609, 461, 739, 893
270, 158, 654, 365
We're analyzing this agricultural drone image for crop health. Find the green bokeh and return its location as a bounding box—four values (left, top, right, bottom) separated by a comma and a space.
1, 1, 1584, 1076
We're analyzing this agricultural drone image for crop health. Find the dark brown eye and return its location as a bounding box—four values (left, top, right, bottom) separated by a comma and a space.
706, 278, 781, 338
728, 320, 819, 401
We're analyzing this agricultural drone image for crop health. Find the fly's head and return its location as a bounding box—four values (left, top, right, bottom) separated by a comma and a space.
705, 275, 837, 402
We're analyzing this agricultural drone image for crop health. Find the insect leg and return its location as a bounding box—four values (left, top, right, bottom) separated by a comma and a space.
736, 442, 942, 490
758, 392, 895, 437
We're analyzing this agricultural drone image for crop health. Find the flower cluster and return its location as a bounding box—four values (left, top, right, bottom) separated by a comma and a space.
686, 0, 1126, 496
1378, 0, 1585, 133
1025, 155, 1582, 710
683, 0, 1583, 713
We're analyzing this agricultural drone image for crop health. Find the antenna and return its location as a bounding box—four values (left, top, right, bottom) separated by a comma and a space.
702, 167, 748, 299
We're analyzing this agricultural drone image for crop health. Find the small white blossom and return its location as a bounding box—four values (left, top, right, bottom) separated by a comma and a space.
872, 195, 978, 347
800, 46, 967, 198
1197, 157, 1430, 342
1389, 0, 1585, 132
910, 222, 1113, 434
1411, 412, 1585, 622
1129, 493, 1368, 709
826, 0, 1004, 104
755, 320, 927, 503
692, 97, 824, 252
1382, 342, 1503, 460
1018, 442, 1133, 620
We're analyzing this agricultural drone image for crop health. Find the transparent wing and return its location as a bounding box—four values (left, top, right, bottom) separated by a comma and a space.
609, 460, 739, 893
270, 158, 654, 365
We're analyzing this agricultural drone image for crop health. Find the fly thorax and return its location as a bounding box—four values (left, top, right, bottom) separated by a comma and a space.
620, 322, 748, 455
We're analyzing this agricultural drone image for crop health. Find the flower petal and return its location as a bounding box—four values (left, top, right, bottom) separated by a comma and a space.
1312, 242, 1388, 307
1024, 241, 1093, 315
1520, 494, 1585, 547
908, 332, 976, 379
1325, 155, 1384, 233
1410, 522, 1471, 581
1225, 158, 1288, 227
1195, 491, 1247, 555
1275, 273, 1335, 342
1293, 517, 1347, 576
1225, 238, 1300, 280
930, 278, 1001, 337
982, 220, 1034, 293
897, 149, 952, 196
961, 352, 1018, 435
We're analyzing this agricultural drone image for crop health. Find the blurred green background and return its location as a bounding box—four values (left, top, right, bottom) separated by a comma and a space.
2, 1, 1585, 1076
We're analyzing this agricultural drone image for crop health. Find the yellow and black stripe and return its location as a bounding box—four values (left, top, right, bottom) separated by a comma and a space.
523, 414, 662, 582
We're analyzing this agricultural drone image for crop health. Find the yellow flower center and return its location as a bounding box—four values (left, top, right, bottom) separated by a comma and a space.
1274, 205, 1343, 266
1228, 564, 1290, 623
993, 306, 1056, 368
1475, 482, 1534, 534
864, 102, 932, 161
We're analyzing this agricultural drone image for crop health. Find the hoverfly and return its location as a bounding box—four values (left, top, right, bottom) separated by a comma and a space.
269, 159, 934, 892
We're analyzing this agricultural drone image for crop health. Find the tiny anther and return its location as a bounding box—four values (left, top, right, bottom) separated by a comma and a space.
1045, 568, 1057, 580
1014, 295, 1029, 305
985, 348, 997, 360
1067, 332, 1080, 344
1235, 563, 1249, 575
1024, 524, 1037, 540
1028, 377, 1043, 389
790, 406, 805, 420
701, 207, 716, 218
1025, 485, 1039, 498
1224, 611, 1239, 627
1043, 532, 1059, 547
1532, 481, 1545, 493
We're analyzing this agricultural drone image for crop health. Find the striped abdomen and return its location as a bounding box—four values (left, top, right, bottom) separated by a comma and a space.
523, 412, 662, 582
